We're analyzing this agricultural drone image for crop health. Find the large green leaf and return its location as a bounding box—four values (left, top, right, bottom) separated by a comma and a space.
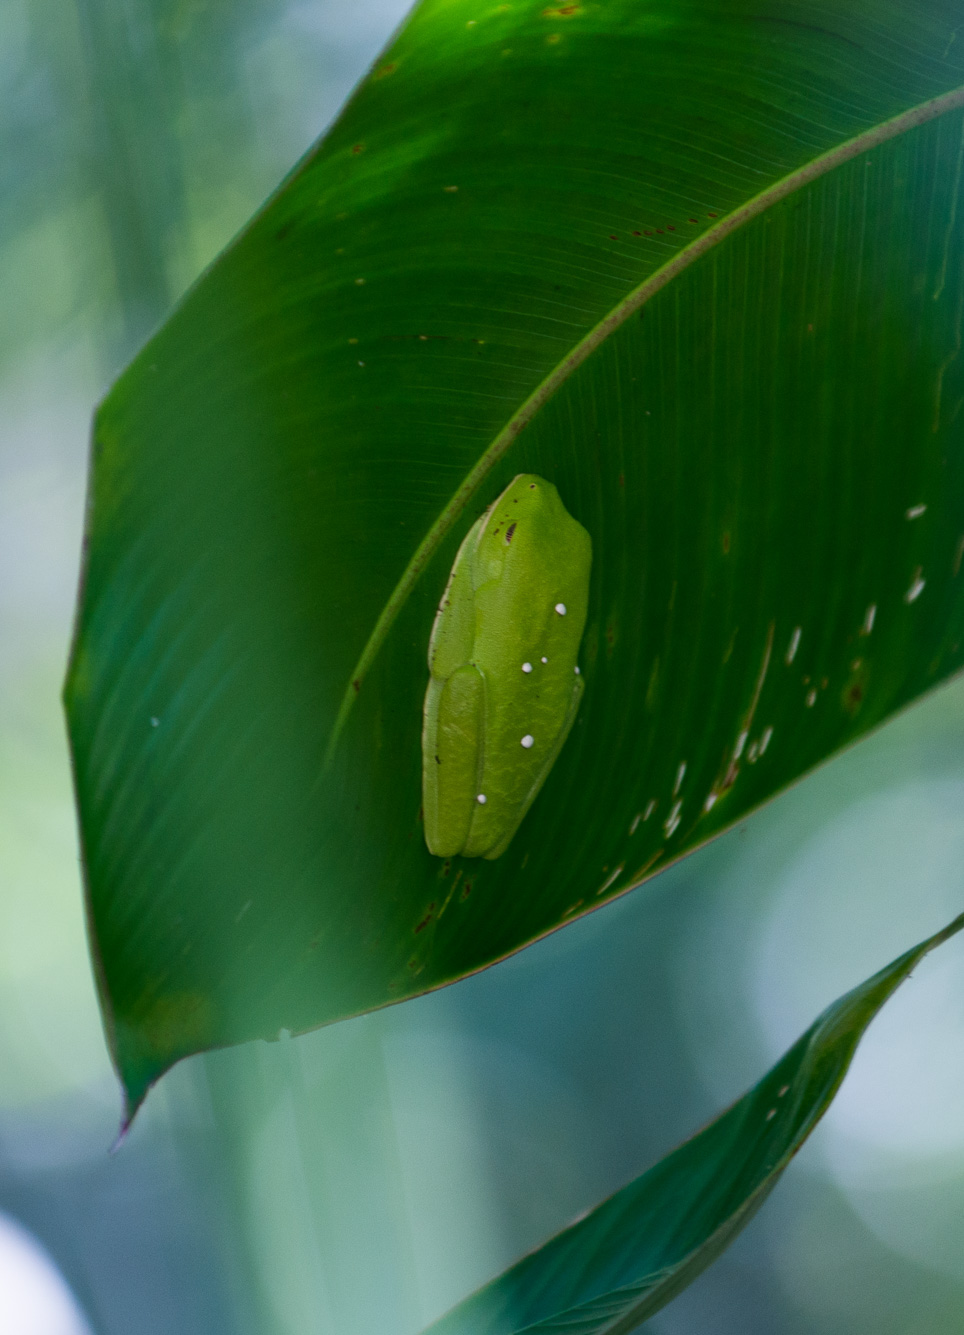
66, 0, 964, 1111
421, 913, 964, 1335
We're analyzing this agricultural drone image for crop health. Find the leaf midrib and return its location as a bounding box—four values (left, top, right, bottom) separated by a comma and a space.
326, 83, 964, 761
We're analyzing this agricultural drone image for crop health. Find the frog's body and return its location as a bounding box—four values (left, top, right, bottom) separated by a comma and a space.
422, 474, 592, 859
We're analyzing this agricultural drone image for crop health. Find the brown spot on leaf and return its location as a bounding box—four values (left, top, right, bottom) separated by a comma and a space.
414, 903, 436, 935
842, 661, 869, 717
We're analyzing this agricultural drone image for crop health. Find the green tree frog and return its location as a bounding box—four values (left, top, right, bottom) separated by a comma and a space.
422, 474, 592, 859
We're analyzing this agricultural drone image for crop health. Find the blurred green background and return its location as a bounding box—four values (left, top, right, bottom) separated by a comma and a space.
4, 0, 964, 1331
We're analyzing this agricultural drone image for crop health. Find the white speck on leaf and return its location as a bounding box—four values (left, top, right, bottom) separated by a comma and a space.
734, 730, 748, 760
906, 503, 927, 519
805, 689, 817, 707
150, 717, 159, 727
674, 762, 686, 795
555, 603, 567, 615
596, 865, 623, 896
663, 800, 682, 838
521, 734, 534, 748
476, 794, 487, 804
785, 627, 801, 664
905, 568, 926, 603
522, 662, 533, 673
861, 604, 877, 634
760, 725, 773, 755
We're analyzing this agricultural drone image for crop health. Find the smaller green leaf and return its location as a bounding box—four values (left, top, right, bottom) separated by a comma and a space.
423, 912, 964, 1335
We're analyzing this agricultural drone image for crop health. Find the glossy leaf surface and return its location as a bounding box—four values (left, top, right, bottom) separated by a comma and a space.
422, 914, 964, 1335
66, 0, 964, 1110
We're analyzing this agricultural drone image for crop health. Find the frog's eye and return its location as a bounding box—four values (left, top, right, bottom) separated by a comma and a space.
422, 473, 592, 859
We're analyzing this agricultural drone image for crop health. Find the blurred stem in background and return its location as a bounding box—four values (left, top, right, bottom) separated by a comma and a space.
73, 0, 182, 357
65, 2, 426, 1330
68, 2, 276, 1329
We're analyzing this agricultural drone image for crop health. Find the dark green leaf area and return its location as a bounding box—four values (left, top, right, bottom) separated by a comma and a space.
65, 0, 964, 1110
422, 915, 964, 1335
